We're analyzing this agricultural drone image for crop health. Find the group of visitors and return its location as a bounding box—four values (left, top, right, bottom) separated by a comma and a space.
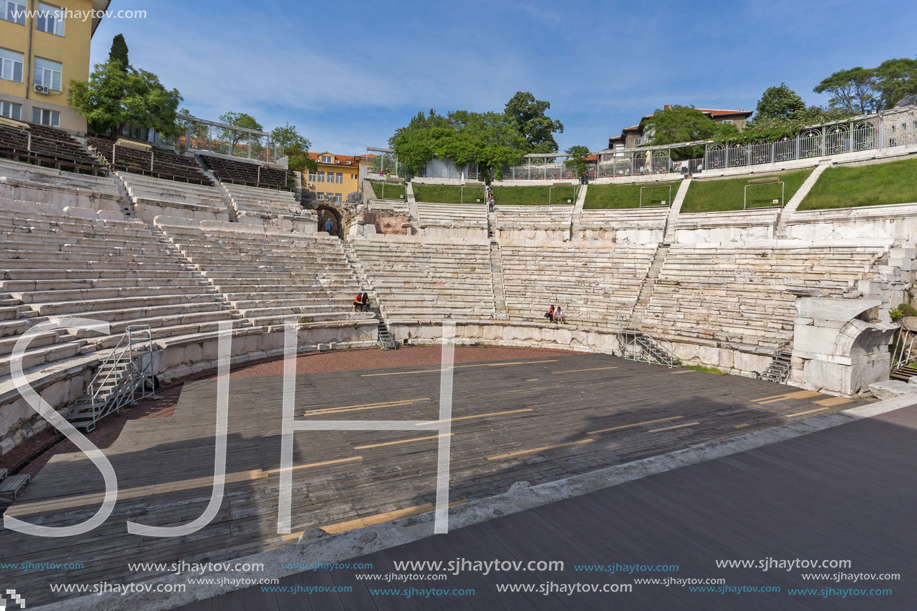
353, 292, 371, 311
485, 185, 494, 210
544, 305, 565, 324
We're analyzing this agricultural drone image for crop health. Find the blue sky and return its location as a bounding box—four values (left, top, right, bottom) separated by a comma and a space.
90, 0, 916, 155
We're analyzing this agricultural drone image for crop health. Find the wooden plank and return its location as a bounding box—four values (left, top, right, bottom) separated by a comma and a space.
487, 439, 594, 461
353, 434, 447, 450
321, 500, 466, 534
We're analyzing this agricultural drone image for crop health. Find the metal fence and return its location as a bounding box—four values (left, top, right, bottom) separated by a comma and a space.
364, 149, 403, 178
583, 106, 917, 180
167, 114, 284, 164
504, 163, 578, 181
687, 107, 913, 173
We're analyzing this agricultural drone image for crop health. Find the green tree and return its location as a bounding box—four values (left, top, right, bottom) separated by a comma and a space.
751, 83, 806, 122
643, 105, 721, 159
70, 61, 182, 140
270, 123, 315, 173
813, 67, 879, 114
218, 111, 263, 153
109, 34, 129, 69
177, 107, 208, 147
270, 123, 311, 157
504, 91, 564, 153
389, 109, 526, 182
874, 58, 917, 109
564, 145, 591, 180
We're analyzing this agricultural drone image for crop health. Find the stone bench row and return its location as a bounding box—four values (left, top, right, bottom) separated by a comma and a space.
0, 158, 121, 194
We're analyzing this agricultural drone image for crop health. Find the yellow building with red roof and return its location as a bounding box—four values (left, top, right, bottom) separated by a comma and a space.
305, 151, 373, 203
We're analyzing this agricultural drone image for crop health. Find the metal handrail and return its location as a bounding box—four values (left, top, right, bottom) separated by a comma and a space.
79, 325, 154, 428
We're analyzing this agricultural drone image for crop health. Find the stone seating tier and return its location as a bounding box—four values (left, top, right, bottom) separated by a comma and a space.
577, 208, 669, 228
222, 183, 301, 219
0, 159, 124, 212
640, 244, 888, 350
349, 237, 497, 320
0, 208, 237, 355
415, 203, 488, 228
499, 244, 657, 324
494, 205, 573, 229
156, 221, 369, 327
115, 172, 229, 222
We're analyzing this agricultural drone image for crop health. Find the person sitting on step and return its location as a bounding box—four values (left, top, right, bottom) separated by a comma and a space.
354, 293, 364, 312
544, 305, 555, 323
361, 292, 371, 312
555, 305, 565, 324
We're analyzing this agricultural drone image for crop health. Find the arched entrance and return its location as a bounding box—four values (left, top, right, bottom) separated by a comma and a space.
316, 205, 344, 238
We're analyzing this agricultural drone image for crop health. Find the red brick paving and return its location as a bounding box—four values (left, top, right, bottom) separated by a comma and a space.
231, 345, 574, 378
1, 346, 575, 482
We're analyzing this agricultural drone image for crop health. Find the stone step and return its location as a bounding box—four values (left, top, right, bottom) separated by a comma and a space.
73, 309, 235, 340
0, 340, 84, 377
0, 277, 204, 292
33, 294, 223, 317
1, 269, 198, 281
0, 329, 63, 356
0, 319, 31, 338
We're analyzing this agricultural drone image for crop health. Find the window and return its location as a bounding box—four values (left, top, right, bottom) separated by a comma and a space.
308, 172, 316, 182
0, 48, 24, 83
32, 107, 60, 127
633, 137, 644, 146
317, 171, 324, 182
721, 119, 734, 125
0, 100, 22, 121
336, 172, 343, 184
1, 0, 26, 25
36, 2, 65, 36
321, 155, 331, 163
334, 193, 342, 202
34, 57, 62, 91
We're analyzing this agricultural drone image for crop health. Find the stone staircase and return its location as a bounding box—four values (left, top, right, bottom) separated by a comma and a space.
570, 184, 587, 239
153, 227, 235, 312
775, 161, 830, 238
342, 240, 395, 349
661, 179, 691, 243
629, 244, 669, 326
489, 240, 507, 318
405, 182, 420, 234
195, 158, 240, 222
108, 171, 137, 218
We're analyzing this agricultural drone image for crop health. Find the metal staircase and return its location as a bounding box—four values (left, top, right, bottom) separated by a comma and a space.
377, 319, 399, 350
67, 326, 156, 431
891, 328, 917, 381
616, 326, 678, 367
757, 348, 792, 383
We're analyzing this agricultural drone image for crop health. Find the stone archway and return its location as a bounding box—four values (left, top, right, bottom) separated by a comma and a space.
316, 204, 344, 238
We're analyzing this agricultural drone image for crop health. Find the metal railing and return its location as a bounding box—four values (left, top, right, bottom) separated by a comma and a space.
611, 320, 678, 368
891, 328, 917, 373
70, 325, 155, 431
